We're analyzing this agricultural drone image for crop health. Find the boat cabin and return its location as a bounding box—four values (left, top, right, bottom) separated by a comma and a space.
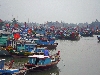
34, 48, 46, 53
0, 32, 11, 46
25, 43, 36, 52
28, 55, 51, 65
26, 47, 52, 65
16, 42, 25, 51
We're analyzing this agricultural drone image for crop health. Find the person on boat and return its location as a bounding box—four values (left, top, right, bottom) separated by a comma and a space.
44, 48, 49, 56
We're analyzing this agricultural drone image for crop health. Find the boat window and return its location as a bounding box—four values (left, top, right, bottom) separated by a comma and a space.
2, 34, 10, 36
38, 49, 41, 52
30, 47, 33, 49
17, 44, 21, 46
41, 40, 47, 42
30, 45, 33, 48
22, 44, 24, 46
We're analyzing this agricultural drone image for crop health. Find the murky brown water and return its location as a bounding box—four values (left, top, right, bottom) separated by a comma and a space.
1, 35, 100, 75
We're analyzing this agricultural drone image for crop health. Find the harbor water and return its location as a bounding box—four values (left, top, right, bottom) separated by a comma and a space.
0, 35, 100, 75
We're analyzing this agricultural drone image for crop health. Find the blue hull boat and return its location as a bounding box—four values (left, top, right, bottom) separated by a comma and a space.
24, 48, 60, 71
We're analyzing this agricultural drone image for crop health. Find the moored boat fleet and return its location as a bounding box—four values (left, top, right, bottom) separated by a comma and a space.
0, 18, 100, 74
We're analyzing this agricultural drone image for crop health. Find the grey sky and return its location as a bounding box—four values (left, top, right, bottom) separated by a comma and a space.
0, 0, 100, 24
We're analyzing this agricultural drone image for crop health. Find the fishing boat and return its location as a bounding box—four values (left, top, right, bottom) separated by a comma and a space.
5, 32, 39, 58
94, 29, 100, 35
80, 28, 93, 37
9, 50, 34, 58
93, 27, 100, 35
34, 37, 58, 50
65, 31, 80, 40
0, 49, 11, 57
35, 43, 58, 50
0, 30, 12, 56
8, 51, 34, 58
24, 48, 60, 71
0, 59, 19, 75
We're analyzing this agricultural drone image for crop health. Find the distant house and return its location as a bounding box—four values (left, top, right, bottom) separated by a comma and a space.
0, 19, 4, 30
90, 19, 100, 30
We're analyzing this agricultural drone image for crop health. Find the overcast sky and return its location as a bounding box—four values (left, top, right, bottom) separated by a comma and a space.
0, 0, 100, 24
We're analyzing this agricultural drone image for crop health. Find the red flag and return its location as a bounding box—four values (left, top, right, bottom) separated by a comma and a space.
6, 23, 10, 27
28, 29, 32, 34
14, 33, 20, 40
14, 24, 18, 28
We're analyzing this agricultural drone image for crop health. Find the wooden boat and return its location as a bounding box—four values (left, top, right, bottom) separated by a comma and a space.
5, 44, 34, 58
34, 38, 58, 50
0, 30, 11, 46
0, 59, 19, 75
80, 28, 93, 37
93, 27, 100, 35
94, 30, 100, 35
8, 50, 34, 58
66, 32, 80, 40
0, 31, 12, 56
6, 39, 37, 58
28, 66, 59, 74
24, 50, 60, 71
35, 43, 58, 50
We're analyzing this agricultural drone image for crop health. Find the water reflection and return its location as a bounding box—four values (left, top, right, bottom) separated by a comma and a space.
26, 66, 59, 75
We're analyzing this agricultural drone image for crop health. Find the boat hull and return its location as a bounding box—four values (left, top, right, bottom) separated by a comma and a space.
8, 50, 34, 58
80, 32, 93, 37
35, 43, 58, 50
24, 60, 60, 71
0, 49, 11, 57
11, 55, 28, 58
